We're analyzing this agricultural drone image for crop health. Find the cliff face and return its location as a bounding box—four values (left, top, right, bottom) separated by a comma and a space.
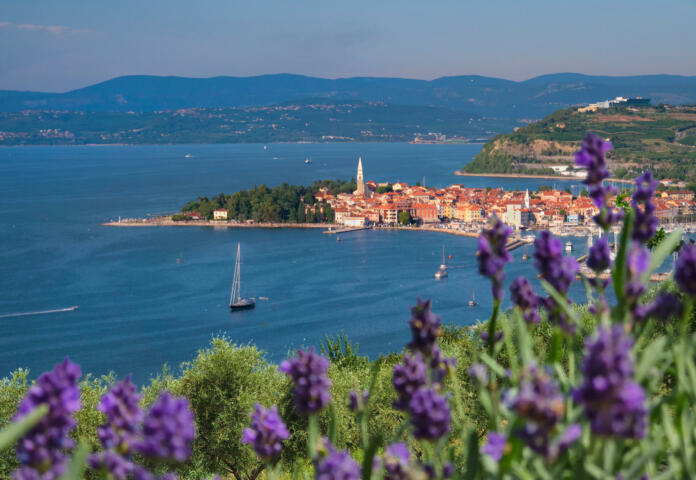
463, 105, 696, 181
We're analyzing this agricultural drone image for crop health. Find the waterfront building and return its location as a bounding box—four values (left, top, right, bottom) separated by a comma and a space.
213, 209, 228, 220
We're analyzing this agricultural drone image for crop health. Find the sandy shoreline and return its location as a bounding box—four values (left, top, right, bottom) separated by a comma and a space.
453, 171, 634, 184
102, 219, 480, 237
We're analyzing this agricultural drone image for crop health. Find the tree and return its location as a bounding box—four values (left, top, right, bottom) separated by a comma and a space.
376, 185, 392, 194
398, 211, 413, 225
296, 204, 306, 223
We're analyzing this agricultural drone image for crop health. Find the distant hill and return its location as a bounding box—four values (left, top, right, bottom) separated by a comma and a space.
3, 73, 696, 119
462, 104, 696, 182
0, 100, 517, 146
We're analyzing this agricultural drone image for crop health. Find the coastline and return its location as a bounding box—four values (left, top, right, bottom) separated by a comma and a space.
453, 170, 634, 184
102, 219, 480, 237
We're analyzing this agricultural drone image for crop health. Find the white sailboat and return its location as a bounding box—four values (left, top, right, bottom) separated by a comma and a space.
435, 246, 448, 279
469, 290, 478, 307
229, 243, 255, 311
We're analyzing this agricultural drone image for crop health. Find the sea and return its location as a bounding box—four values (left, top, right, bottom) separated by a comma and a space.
0, 143, 597, 384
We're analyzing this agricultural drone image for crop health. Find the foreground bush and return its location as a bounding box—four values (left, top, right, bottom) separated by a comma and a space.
2, 133, 696, 478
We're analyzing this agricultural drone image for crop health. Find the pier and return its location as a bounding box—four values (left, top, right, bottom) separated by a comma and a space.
322, 226, 372, 235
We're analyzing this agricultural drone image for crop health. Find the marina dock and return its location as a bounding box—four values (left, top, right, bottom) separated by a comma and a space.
322, 226, 372, 235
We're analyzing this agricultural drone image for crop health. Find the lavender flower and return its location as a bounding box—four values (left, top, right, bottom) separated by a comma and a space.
316, 442, 361, 480
241, 404, 290, 460
408, 387, 450, 440
575, 133, 612, 185
573, 326, 647, 438
625, 242, 650, 317
587, 236, 611, 273
97, 377, 143, 454
280, 348, 332, 414
407, 298, 442, 355
13, 358, 81, 480
348, 389, 369, 412
482, 432, 507, 461
510, 276, 541, 324
136, 392, 195, 462
534, 231, 578, 294
632, 172, 659, 244
392, 352, 427, 411
675, 244, 696, 297
374, 443, 411, 480
534, 231, 578, 331
634, 292, 682, 322
477, 219, 512, 301
574, 133, 623, 231
468, 363, 489, 385
428, 345, 456, 384
88, 451, 136, 480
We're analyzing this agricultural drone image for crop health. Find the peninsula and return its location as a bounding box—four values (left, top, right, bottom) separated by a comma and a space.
105, 158, 696, 234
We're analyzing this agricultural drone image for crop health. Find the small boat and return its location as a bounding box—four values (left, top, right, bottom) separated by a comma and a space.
184, 154, 193, 158
229, 243, 255, 311
521, 246, 529, 261
263, 145, 268, 150
305, 157, 312, 164
565, 241, 573, 252
469, 290, 478, 307
259, 296, 269, 301
435, 245, 448, 279
336, 235, 341, 242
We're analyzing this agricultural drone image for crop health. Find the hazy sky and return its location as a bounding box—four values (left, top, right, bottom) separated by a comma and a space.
2, 0, 695, 92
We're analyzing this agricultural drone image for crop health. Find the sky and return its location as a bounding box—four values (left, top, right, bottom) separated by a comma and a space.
1, 0, 696, 92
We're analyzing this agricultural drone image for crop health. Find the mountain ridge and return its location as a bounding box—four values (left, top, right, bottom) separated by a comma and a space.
3, 73, 696, 118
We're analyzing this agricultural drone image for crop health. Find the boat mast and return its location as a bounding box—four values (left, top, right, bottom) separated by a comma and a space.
230, 243, 241, 305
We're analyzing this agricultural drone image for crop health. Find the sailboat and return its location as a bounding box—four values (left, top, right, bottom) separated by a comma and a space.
521, 245, 529, 261
229, 243, 255, 311
469, 290, 478, 307
435, 246, 448, 279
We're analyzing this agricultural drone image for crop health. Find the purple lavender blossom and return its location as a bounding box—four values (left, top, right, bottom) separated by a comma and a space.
136, 392, 195, 462
557, 424, 582, 453
392, 352, 427, 411
407, 298, 442, 355
13, 358, 81, 480
348, 390, 370, 412
675, 244, 696, 297
408, 387, 450, 440
587, 236, 611, 273
573, 326, 647, 438
428, 345, 456, 384
241, 404, 290, 460
97, 377, 143, 454
534, 231, 579, 294
574, 133, 623, 231
316, 442, 361, 480
477, 219, 513, 301
510, 276, 541, 324
88, 451, 136, 480
280, 348, 332, 414
634, 292, 682, 322
632, 172, 659, 243
468, 363, 489, 385
575, 133, 612, 185
374, 443, 411, 480
482, 432, 506, 461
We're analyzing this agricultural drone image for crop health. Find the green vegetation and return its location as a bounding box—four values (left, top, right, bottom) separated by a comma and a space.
398, 211, 413, 225
0, 100, 517, 145
463, 105, 696, 182
177, 180, 355, 223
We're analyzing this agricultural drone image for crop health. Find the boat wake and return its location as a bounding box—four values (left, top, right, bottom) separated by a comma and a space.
0, 306, 79, 319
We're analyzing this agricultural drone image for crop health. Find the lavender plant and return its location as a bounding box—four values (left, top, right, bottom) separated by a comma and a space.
3, 134, 696, 479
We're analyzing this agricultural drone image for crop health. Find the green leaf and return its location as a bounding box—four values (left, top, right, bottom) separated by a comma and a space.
612, 208, 634, 311
635, 336, 667, 382
584, 462, 610, 479
540, 280, 577, 324
328, 403, 338, 445
647, 229, 682, 277
465, 429, 480, 479
480, 353, 506, 378
57, 441, 89, 480
361, 433, 383, 480
622, 443, 659, 479
0, 405, 48, 451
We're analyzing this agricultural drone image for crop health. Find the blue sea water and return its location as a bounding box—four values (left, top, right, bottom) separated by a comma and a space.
0, 143, 590, 383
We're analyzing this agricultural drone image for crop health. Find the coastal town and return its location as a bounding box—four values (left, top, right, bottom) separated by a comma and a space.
110, 157, 696, 236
